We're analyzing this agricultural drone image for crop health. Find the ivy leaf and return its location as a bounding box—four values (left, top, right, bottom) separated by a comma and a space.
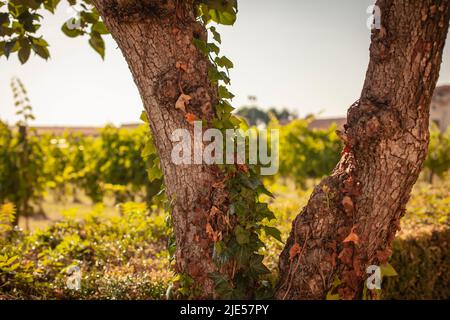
255, 203, 275, 220
380, 263, 398, 277
234, 225, 250, 245
141, 140, 156, 158
192, 38, 209, 55
140, 110, 148, 123
207, 42, 220, 55
218, 85, 235, 100
249, 254, 270, 275
263, 226, 282, 242
210, 26, 221, 43
256, 184, 274, 198
209, 272, 233, 298
215, 56, 234, 69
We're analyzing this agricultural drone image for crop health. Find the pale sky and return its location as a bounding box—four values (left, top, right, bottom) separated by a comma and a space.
1, 0, 449, 126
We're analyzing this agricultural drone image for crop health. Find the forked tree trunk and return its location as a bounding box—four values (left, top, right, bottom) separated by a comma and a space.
92, 0, 450, 300
92, 0, 230, 296
276, 0, 450, 299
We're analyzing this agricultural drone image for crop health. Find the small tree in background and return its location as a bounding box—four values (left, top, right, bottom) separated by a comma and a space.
425, 124, 450, 183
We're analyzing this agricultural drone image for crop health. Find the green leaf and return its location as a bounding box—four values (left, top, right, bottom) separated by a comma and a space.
218, 85, 235, 100
30, 37, 50, 60
380, 263, 398, 277
141, 140, 156, 158
18, 42, 30, 64
92, 21, 109, 35
0, 12, 9, 26
140, 110, 148, 123
263, 225, 282, 242
61, 21, 83, 38
80, 11, 97, 24
31, 42, 50, 60
234, 225, 250, 245
209, 272, 233, 298
249, 254, 270, 275
89, 32, 105, 59
44, 0, 61, 14
210, 26, 221, 43
255, 203, 276, 220
207, 42, 220, 55
256, 184, 274, 198
215, 56, 234, 69
192, 38, 209, 55
326, 277, 342, 300
4, 39, 17, 58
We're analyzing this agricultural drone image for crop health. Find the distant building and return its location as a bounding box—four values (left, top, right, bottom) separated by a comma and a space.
25, 85, 450, 135
308, 118, 346, 130
32, 126, 102, 136
430, 85, 450, 132
307, 85, 450, 132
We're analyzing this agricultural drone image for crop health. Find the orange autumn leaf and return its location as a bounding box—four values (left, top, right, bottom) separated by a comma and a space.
185, 112, 197, 123
176, 61, 188, 72
289, 242, 301, 260
236, 164, 249, 174
210, 206, 220, 217
206, 223, 214, 239
343, 226, 360, 245
212, 180, 226, 189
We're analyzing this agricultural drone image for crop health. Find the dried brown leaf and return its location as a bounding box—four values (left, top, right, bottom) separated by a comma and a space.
175, 93, 191, 113
289, 243, 301, 260
343, 226, 360, 245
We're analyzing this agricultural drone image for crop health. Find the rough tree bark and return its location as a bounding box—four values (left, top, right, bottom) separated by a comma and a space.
276, 0, 450, 299
91, 0, 231, 297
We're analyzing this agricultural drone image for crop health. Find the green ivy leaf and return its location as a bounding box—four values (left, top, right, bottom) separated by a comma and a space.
218, 85, 235, 100
140, 110, 148, 123
215, 56, 234, 69
380, 263, 398, 277
249, 254, 270, 275
263, 225, 282, 242
234, 225, 250, 245
192, 38, 209, 55
209, 26, 221, 43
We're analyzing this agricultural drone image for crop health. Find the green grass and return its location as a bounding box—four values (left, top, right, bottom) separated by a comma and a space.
2, 177, 449, 299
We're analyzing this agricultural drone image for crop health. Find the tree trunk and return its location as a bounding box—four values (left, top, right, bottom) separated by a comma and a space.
92, 0, 230, 297
276, 0, 450, 299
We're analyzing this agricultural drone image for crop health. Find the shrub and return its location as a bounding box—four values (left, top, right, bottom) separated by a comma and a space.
383, 225, 450, 299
